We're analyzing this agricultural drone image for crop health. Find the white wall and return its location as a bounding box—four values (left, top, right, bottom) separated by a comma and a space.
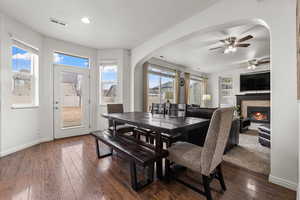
208, 66, 270, 108
131, 0, 298, 190
97, 49, 131, 130
0, 15, 44, 156
0, 13, 100, 154
0, 13, 133, 156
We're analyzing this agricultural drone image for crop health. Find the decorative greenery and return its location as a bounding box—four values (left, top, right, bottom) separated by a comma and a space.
233, 105, 241, 118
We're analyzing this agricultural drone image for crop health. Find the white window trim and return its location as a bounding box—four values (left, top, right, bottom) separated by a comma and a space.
11, 42, 39, 109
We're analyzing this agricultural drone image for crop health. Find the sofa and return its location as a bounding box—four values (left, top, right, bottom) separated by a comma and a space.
185, 106, 240, 153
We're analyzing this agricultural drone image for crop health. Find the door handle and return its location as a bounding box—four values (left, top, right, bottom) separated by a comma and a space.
54, 106, 59, 110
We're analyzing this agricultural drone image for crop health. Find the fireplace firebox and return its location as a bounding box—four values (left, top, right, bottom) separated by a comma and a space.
247, 106, 270, 123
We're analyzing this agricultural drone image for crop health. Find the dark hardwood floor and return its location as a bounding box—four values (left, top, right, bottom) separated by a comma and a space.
0, 135, 296, 200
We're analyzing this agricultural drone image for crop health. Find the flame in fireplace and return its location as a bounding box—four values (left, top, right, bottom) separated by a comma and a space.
252, 112, 267, 121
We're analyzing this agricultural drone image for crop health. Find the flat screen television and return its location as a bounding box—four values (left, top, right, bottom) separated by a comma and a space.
240, 72, 270, 92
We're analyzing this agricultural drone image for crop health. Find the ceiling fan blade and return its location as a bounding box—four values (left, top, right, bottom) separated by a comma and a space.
258, 60, 270, 65
209, 46, 224, 51
236, 43, 251, 48
238, 35, 254, 43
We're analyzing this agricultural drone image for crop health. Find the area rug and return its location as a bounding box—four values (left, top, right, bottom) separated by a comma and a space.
223, 130, 270, 175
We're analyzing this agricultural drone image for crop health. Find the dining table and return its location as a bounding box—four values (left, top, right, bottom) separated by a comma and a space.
101, 112, 210, 179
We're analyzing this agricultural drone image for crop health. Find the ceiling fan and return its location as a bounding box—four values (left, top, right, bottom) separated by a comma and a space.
247, 57, 270, 70
209, 35, 254, 54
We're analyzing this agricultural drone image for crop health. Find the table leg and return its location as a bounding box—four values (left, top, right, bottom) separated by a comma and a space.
155, 132, 163, 179
113, 120, 117, 137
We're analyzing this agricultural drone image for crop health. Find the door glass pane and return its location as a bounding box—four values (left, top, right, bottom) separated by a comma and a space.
161, 76, 175, 103
61, 72, 83, 128
148, 73, 160, 111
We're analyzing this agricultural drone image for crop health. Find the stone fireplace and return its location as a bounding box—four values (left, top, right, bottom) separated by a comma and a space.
236, 93, 270, 124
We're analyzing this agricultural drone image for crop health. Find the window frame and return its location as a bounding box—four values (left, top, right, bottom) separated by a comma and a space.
147, 65, 176, 109
11, 42, 39, 109
99, 62, 120, 105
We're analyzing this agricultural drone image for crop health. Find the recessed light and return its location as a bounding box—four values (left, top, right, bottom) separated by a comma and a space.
81, 17, 90, 24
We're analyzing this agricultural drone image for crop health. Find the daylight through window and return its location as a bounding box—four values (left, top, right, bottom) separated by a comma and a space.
99, 63, 118, 104
147, 65, 175, 111
54, 52, 89, 68
12, 45, 39, 107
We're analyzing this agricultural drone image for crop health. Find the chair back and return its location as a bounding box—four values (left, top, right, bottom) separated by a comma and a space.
151, 103, 165, 114
107, 104, 124, 127
200, 107, 234, 176
167, 104, 186, 117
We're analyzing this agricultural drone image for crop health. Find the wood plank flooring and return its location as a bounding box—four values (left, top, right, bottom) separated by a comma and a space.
0, 135, 296, 200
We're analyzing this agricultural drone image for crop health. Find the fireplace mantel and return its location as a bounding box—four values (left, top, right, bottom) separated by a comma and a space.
236, 93, 270, 119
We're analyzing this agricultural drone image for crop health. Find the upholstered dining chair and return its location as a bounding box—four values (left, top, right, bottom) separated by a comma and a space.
165, 107, 234, 200
107, 104, 135, 135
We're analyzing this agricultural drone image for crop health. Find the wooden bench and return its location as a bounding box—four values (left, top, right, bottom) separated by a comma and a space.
91, 131, 168, 191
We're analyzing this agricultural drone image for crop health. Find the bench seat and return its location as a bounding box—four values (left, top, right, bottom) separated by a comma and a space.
92, 131, 167, 166
91, 131, 168, 190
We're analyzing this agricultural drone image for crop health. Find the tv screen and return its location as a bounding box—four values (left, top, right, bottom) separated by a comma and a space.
240, 72, 270, 92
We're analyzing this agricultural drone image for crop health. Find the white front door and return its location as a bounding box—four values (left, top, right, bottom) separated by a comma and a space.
53, 65, 90, 139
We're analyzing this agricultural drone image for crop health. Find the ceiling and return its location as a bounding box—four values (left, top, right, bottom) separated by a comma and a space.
0, 0, 219, 49
152, 23, 270, 73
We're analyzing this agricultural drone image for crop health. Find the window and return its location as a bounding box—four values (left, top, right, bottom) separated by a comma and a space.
189, 76, 204, 106
99, 63, 118, 104
147, 65, 175, 110
54, 52, 89, 68
12, 44, 39, 107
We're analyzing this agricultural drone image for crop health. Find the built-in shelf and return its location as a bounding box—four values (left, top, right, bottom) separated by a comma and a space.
219, 77, 234, 107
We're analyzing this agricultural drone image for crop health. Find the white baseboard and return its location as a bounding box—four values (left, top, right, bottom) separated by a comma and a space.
269, 175, 298, 191
0, 139, 41, 157
39, 137, 53, 143
0, 137, 54, 157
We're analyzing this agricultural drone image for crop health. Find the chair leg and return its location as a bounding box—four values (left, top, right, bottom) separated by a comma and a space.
203, 175, 213, 200
165, 159, 171, 182
146, 163, 154, 183
150, 137, 154, 145
217, 164, 226, 191
130, 161, 138, 191
95, 138, 101, 159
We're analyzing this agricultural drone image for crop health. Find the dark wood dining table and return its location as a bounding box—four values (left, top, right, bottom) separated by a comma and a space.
102, 112, 210, 179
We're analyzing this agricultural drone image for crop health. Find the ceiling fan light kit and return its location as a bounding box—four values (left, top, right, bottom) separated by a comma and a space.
209, 34, 253, 54
248, 65, 257, 70
247, 57, 270, 70
224, 45, 237, 54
